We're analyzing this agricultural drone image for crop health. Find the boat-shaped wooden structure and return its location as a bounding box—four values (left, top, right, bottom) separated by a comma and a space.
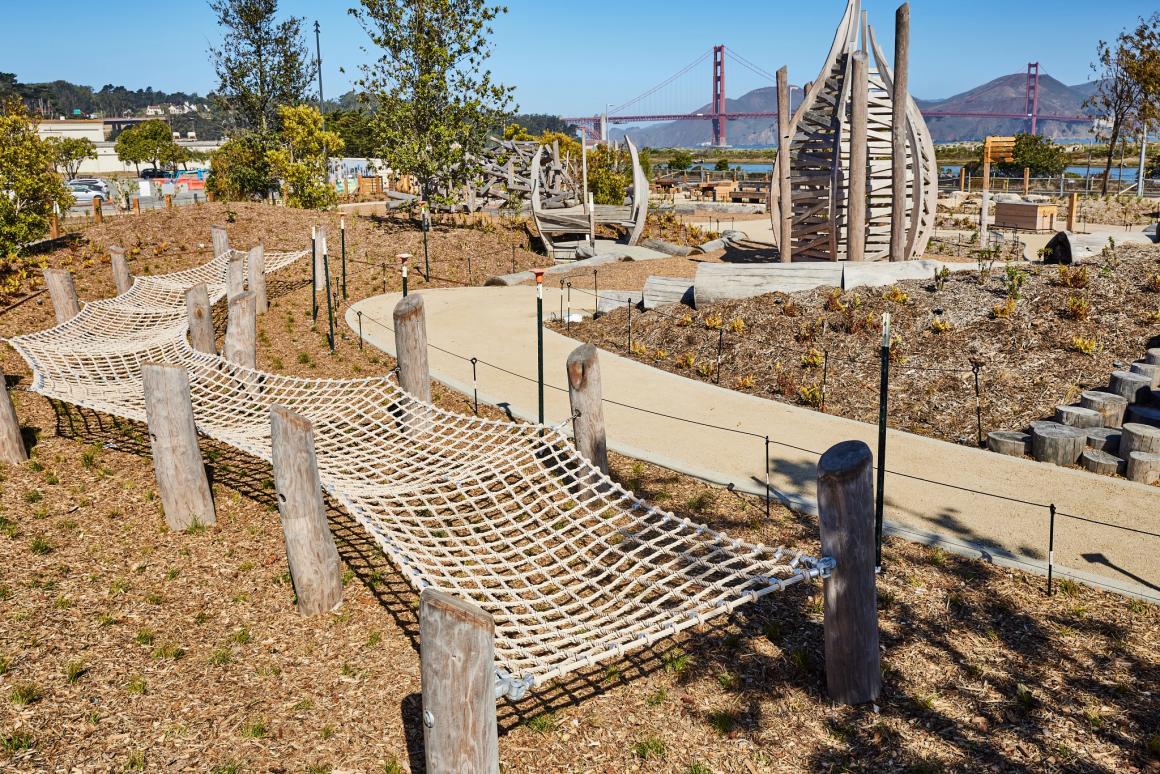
771, 0, 937, 262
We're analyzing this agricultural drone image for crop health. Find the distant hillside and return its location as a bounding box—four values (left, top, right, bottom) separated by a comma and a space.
608, 72, 1100, 147
0, 73, 210, 118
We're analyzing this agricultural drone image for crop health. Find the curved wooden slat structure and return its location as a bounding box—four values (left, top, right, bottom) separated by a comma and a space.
771, 0, 937, 262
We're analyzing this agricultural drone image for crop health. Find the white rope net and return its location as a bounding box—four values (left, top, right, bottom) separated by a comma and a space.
8, 244, 825, 699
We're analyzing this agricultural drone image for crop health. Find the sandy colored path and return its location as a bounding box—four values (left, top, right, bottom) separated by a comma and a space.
348, 286, 1160, 601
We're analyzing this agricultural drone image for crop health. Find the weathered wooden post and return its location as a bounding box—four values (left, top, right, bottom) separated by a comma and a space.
1022, 167, 1031, 196
226, 251, 246, 301
776, 65, 794, 263
185, 284, 216, 355
247, 245, 267, 314
42, 268, 81, 324
1067, 192, 1079, 232
0, 365, 28, 465
847, 52, 869, 263
109, 245, 132, 295
141, 363, 216, 531
566, 344, 609, 476
223, 291, 257, 369
393, 294, 432, 403
817, 439, 880, 705
889, 2, 910, 262
958, 167, 967, 192
164, 194, 173, 209
270, 405, 343, 616
132, 197, 141, 215
49, 210, 60, 239
92, 196, 103, 225
420, 589, 499, 774
211, 225, 230, 259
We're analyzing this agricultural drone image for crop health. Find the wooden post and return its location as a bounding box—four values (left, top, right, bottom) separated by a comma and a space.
1022, 167, 1030, 196
223, 291, 257, 369
566, 344, 609, 476
958, 167, 966, 192
393, 294, 432, 403
109, 245, 132, 295
211, 225, 230, 259
979, 149, 991, 244
247, 245, 268, 314
776, 65, 794, 263
42, 268, 81, 324
185, 283, 216, 355
0, 365, 28, 465
1067, 192, 1079, 232
889, 3, 910, 262
141, 363, 216, 531
132, 197, 141, 215
270, 406, 343, 616
49, 210, 60, 239
92, 197, 103, 225
420, 589, 499, 774
847, 53, 869, 263
164, 194, 173, 209
226, 250, 245, 301
817, 439, 880, 705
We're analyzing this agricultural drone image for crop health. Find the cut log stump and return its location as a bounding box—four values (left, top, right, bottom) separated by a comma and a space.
1030, 421, 1086, 466
1086, 427, 1121, 454
987, 431, 1030, 457
1081, 449, 1125, 476
1080, 391, 1127, 428
1054, 405, 1102, 429
1130, 362, 1160, 389
1120, 423, 1160, 457
1146, 348, 1160, 366
1109, 371, 1152, 405
1125, 452, 1160, 485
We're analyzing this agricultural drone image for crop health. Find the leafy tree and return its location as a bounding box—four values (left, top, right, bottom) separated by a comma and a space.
326, 109, 378, 158
669, 150, 693, 171
208, 132, 276, 200
0, 100, 72, 292
266, 105, 343, 209
209, 0, 311, 134
978, 133, 1066, 178
587, 143, 632, 205
46, 137, 97, 179
351, 0, 516, 200
115, 120, 185, 173
714, 158, 730, 172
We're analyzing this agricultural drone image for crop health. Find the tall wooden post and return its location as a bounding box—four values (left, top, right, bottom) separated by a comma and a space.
42, 268, 81, 324
314, 226, 329, 305
817, 440, 880, 705
141, 363, 216, 531
226, 251, 246, 301
776, 66, 794, 263
420, 589, 499, 774
49, 210, 60, 239
164, 194, 173, 209
393, 294, 432, 403
269, 406, 343, 616
958, 167, 967, 192
185, 284, 216, 355
92, 197, 103, 225
889, 3, 910, 262
109, 245, 132, 295
132, 197, 141, 215
1067, 192, 1079, 232
211, 225, 230, 259
1022, 167, 1031, 196
0, 366, 28, 465
566, 344, 609, 476
223, 291, 257, 369
848, 53, 869, 263
247, 245, 268, 314
979, 148, 992, 244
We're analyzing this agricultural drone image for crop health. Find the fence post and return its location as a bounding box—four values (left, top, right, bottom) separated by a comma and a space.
340, 216, 348, 300
889, 3, 910, 262
1022, 167, 1030, 196
247, 245, 268, 314
92, 197, 103, 225
141, 363, 216, 531
393, 294, 432, 403
534, 270, 545, 427
50, 210, 60, 239
311, 226, 318, 321
817, 439, 880, 705
1067, 192, 1079, 232
270, 405, 343, 616
226, 250, 245, 301
0, 365, 28, 464
420, 589, 499, 774
42, 268, 81, 324
1046, 504, 1057, 596
848, 52, 869, 263
132, 197, 141, 215
185, 283, 217, 355
399, 253, 411, 297
164, 194, 173, 209
109, 245, 132, 295
777, 66, 793, 262
875, 313, 891, 569
566, 344, 609, 475
223, 291, 257, 369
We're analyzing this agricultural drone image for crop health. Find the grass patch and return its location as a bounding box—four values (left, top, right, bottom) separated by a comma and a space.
632, 736, 666, 759
707, 710, 737, 735
9, 682, 42, 705
210, 648, 233, 666
64, 660, 88, 684
524, 712, 555, 734
241, 717, 268, 738
2, 733, 35, 753
126, 675, 147, 695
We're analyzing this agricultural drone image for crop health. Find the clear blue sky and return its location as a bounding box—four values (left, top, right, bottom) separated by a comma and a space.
2, 0, 1154, 115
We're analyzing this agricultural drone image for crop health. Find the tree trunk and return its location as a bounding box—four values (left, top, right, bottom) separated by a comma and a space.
1100, 121, 1122, 195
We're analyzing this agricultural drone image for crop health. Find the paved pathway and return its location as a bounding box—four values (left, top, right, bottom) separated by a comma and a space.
348, 286, 1160, 601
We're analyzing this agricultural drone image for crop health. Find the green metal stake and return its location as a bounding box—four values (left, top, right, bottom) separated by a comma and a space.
340, 215, 347, 300
323, 250, 335, 352
875, 312, 892, 571
534, 270, 545, 431
421, 204, 431, 281
399, 253, 410, 297
310, 226, 317, 322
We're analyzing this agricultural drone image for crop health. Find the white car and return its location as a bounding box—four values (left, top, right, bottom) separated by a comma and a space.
67, 183, 106, 205
73, 178, 110, 196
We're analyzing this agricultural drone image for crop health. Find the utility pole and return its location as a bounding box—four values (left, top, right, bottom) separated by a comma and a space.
314, 21, 325, 118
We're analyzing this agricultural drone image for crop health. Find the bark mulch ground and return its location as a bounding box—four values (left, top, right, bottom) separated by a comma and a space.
0, 204, 1157, 772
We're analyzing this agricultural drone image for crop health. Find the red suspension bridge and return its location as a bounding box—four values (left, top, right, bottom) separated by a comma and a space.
563, 47, 1093, 146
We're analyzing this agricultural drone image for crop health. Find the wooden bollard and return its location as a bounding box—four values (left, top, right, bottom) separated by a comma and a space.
817, 440, 880, 705
92, 196, 103, 224
393, 294, 431, 403
270, 406, 343, 616
42, 268, 81, 324
132, 197, 141, 215
958, 167, 967, 192
49, 211, 60, 239
888, 2, 910, 262
211, 225, 230, 259
185, 284, 216, 355
109, 245, 132, 295
226, 250, 246, 301
847, 52, 869, 263
0, 365, 28, 465
247, 245, 268, 314
164, 194, 173, 209
206, 191, 215, 203
420, 589, 499, 773
1067, 192, 1079, 232
776, 65, 793, 263
141, 363, 216, 531
223, 291, 257, 369
566, 344, 609, 476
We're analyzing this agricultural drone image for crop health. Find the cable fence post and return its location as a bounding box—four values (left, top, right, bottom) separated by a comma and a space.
592, 269, 599, 319
340, 215, 347, 300
875, 313, 892, 571
467, 254, 473, 284
627, 298, 633, 351
310, 226, 318, 322
821, 349, 830, 412
972, 363, 984, 447
559, 279, 565, 323
322, 247, 336, 353
566, 281, 572, 330
421, 202, 431, 281
715, 328, 724, 385
764, 435, 771, 521
1047, 504, 1056, 596
470, 357, 479, 415
356, 310, 363, 350
399, 253, 411, 297
534, 270, 546, 431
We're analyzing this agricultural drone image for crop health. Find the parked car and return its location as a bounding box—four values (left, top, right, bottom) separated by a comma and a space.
72, 177, 109, 196
66, 183, 105, 205
140, 168, 168, 179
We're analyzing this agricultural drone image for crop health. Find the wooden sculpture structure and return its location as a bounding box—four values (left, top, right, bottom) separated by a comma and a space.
434, 138, 583, 214
771, 0, 937, 262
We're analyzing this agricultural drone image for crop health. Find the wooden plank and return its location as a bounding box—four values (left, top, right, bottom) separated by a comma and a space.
247, 245, 268, 314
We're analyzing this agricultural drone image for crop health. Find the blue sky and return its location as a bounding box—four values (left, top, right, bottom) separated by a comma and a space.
2, 0, 1154, 115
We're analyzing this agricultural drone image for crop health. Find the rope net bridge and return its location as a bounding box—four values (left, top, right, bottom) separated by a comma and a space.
7, 246, 827, 700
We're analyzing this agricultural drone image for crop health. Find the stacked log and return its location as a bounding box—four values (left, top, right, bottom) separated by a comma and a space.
1109, 371, 1152, 405
1080, 391, 1127, 428
1126, 452, 1160, 484
1120, 423, 1160, 457
1053, 405, 1102, 429
1030, 421, 1086, 466
1081, 449, 1125, 476
1085, 428, 1121, 454
987, 431, 1030, 457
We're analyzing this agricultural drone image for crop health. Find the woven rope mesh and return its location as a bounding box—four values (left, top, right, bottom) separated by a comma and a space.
8, 247, 822, 694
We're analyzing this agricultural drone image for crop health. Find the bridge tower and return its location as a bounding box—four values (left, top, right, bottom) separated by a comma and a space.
712, 45, 727, 147
1026, 62, 1040, 136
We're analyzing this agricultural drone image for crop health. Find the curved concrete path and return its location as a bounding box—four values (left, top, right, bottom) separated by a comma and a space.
347, 286, 1160, 601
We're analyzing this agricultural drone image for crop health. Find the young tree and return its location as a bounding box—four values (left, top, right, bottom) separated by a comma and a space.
208, 0, 312, 133
46, 137, 97, 179
266, 104, 343, 208
669, 150, 693, 171
207, 132, 275, 200
0, 100, 72, 290
982, 133, 1066, 178
351, 0, 516, 201
115, 120, 183, 173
